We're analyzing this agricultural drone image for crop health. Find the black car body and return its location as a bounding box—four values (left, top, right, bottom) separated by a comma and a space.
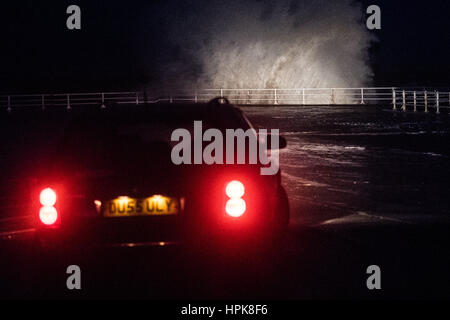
27, 99, 289, 249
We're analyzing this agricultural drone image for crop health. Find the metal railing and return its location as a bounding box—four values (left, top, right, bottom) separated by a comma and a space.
393, 89, 450, 114
1, 88, 449, 112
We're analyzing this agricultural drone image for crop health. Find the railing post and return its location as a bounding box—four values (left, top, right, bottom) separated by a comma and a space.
273, 89, 278, 105
194, 92, 198, 103
435, 91, 440, 114
247, 90, 251, 105
7, 96, 11, 112
413, 91, 417, 112
360, 88, 365, 104
101, 93, 106, 109
392, 88, 396, 110
66, 94, 71, 110
330, 88, 335, 105
302, 88, 305, 105
135, 92, 139, 105
220, 89, 223, 98
424, 91, 428, 113
401, 90, 406, 111
41, 94, 45, 110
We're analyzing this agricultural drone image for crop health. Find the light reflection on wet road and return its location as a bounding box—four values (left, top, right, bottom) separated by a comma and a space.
243, 105, 450, 226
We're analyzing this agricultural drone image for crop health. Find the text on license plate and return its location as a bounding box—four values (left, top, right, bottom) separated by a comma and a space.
104, 195, 179, 217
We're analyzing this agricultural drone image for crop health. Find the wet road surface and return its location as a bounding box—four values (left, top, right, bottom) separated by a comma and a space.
1, 105, 449, 299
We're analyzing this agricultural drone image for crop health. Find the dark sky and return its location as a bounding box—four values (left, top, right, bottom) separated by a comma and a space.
361, 0, 450, 87
0, 0, 448, 94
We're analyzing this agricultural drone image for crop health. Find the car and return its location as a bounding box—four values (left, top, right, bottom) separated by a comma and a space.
31, 98, 289, 252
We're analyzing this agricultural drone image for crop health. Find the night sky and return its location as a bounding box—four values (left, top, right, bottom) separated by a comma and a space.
0, 0, 448, 94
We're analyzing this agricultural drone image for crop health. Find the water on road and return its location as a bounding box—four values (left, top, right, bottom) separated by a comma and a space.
243, 105, 450, 226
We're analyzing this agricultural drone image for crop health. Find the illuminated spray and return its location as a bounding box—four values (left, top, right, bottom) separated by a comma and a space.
162, 0, 374, 102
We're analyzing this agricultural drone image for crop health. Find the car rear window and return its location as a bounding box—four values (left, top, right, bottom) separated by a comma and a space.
57, 106, 249, 171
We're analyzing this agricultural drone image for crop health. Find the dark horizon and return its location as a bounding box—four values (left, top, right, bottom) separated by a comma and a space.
0, 0, 448, 94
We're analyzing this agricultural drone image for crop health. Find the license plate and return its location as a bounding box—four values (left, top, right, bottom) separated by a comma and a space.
104, 195, 179, 217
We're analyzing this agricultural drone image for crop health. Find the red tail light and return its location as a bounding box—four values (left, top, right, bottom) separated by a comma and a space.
39, 188, 58, 226
40, 188, 57, 206
39, 206, 58, 225
225, 180, 246, 217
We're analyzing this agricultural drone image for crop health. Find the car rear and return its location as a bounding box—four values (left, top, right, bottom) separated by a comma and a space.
32, 103, 285, 250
